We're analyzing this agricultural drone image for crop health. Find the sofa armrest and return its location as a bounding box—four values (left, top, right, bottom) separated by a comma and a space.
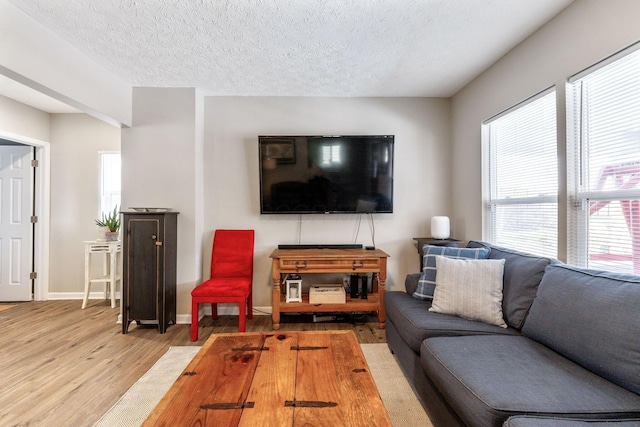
405, 272, 421, 295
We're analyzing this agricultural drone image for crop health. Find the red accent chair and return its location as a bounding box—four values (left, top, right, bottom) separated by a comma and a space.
190, 229, 255, 341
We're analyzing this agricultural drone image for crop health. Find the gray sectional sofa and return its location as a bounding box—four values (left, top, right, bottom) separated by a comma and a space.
384, 241, 640, 427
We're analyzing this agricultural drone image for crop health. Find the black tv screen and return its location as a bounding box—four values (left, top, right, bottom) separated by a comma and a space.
259, 135, 394, 214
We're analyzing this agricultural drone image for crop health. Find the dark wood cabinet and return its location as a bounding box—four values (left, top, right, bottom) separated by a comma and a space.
122, 211, 178, 334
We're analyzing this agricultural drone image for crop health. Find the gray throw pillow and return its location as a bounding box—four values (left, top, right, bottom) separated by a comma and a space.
429, 256, 507, 328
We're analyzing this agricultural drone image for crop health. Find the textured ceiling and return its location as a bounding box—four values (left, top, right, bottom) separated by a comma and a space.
7, 0, 573, 99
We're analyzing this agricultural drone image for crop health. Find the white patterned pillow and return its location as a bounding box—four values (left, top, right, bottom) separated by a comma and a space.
429, 256, 507, 328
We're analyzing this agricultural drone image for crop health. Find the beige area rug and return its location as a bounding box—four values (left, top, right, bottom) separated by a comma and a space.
95, 343, 432, 427
361, 343, 433, 426
0, 304, 16, 313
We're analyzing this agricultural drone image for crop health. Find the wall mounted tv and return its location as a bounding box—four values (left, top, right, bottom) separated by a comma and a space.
259, 135, 394, 214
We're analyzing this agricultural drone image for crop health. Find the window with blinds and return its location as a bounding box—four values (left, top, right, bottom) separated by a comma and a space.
567, 45, 640, 274
482, 89, 557, 258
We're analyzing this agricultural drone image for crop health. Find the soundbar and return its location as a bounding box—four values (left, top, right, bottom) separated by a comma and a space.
278, 243, 364, 250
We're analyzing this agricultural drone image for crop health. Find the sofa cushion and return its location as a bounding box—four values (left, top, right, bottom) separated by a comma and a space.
522, 263, 640, 395
413, 245, 490, 300
430, 256, 507, 328
503, 416, 640, 426
467, 241, 555, 329
384, 291, 519, 353
421, 335, 640, 427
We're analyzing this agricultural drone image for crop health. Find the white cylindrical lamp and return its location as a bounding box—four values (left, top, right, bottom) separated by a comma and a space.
431, 216, 450, 239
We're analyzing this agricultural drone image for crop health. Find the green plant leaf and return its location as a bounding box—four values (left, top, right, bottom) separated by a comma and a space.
95, 205, 121, 232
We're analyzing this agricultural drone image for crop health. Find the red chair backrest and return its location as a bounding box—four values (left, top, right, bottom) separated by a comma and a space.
210, 229, 255, 279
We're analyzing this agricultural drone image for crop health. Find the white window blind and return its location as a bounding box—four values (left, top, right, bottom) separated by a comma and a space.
483, 89, 557, 258
568, 46, 640, 274
99, 152, 121, 216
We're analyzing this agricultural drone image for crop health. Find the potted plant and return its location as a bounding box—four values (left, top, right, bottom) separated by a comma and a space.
95, 205, 121, 241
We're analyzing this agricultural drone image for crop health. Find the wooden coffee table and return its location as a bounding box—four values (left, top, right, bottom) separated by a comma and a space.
143, 331, 392, 426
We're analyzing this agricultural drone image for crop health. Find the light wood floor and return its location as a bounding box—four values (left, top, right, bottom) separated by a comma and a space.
0, 300, 386, 427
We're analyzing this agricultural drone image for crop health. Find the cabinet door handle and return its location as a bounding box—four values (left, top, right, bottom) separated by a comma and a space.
294, 261, 307, 269
352, 261, 364, 269
155, 241, 163, 246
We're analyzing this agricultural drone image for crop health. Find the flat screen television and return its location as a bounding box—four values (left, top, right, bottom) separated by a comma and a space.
259, 135, 394, 214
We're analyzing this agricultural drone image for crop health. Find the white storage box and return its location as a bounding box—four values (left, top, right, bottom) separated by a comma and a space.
309, 285, 346, 304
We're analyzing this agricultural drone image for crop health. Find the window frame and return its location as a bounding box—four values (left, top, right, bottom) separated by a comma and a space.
567, 43, 640, 273
482, 87, 558, 258
98, 151, 121, 217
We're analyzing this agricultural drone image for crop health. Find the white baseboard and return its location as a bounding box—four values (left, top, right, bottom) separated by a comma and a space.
48, 291, 122, 300
47, 293, 271, 324
120, 306, 272, 325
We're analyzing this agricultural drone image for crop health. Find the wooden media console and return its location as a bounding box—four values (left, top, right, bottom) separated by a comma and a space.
269, 248, 389, 330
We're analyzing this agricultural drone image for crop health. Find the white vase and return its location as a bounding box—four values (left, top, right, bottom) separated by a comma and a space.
97, 226, 108, 242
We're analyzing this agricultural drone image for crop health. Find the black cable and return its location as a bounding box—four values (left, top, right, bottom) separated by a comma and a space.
354, 213, 362, 243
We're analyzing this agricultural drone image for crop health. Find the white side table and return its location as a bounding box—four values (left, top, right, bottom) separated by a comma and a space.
83, 240, 122, 309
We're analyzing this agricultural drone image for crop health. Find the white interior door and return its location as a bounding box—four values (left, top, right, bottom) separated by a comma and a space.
0, 145, 33, 301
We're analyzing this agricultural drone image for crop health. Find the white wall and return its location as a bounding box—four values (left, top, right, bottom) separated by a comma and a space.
451, 0, 640, 260
0, 94, 50, 141
204, 97, 451, 308
121, 87, 204, 316
49, 114, 121, 293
